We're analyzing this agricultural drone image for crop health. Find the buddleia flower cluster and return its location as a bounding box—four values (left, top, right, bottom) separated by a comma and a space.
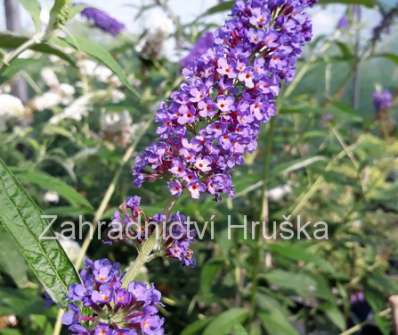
109, 196, 196, 266
133, 0, 315, 200
63, 259, 164, 334
81, 7, 125, 36
64, 1, 316, 333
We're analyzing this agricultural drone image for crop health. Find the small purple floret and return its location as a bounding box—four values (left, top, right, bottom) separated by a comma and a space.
63, 258, 164, 334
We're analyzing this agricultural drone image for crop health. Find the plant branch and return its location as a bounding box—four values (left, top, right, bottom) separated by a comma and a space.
0, 32, 45, 71
250, 118, 275, 319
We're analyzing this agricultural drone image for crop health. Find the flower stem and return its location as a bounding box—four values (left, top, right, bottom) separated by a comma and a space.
250, 118, 275, 319
122, 198, 177, 287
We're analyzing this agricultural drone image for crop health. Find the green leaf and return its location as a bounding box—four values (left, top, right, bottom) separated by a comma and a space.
262, 270, 318, 298
0, 159, 80, 305
373, 53, 398, 65
0, 33, 75, 66
200, 1, 234, 17
0, 58, 42, 83
13, 168, 93, 210
61, 34, 139, 97
320, 303, 346, 330
181, 318, 213, 335
200, 259, 223, 299
203, 308, 249, 335
328, 101, 363, 123
318, 0, 376, 7
365, 286, 390, 335
232, 324, 248, 335
0, 226, 29, 288
19, 0, 42, 31
257, 294, 299, 335
0, 329, 22, 335
268, 243, 335, 273
0, 288, 47, 316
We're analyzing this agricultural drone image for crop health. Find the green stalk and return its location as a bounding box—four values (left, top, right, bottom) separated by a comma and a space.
122, 198, 177, 286
250, 118, 275, 319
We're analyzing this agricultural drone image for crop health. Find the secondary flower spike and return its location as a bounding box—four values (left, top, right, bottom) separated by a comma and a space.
133, 0, 316, 200
373, 89, 393, 112
63, 258, 164, 334
81, 7, 125, 36
109, 196, 196, 267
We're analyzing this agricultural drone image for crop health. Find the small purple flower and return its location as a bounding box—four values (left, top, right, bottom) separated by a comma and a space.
95, 323, 112, 335
194, 157, 212, 173
373, 89, 393, 112
140, 314, 164, 335
217, 96, 235, 112
68, 284, 87, 301
114, 288, 132, 307
81, 7, 125, 36
91, 285, 113, 304
168, 180, 183, 196
63, 259, 164, 335
337, 15, 349, 29
181, 32, 214, 69
62, 304, 80, 326
128, 282, 161, 306
164, 213, 196, 266
93, 259, 114, 283
217, 58, 236, 79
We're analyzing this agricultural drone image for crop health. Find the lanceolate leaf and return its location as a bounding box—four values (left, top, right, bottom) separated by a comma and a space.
232, 324, 249, 335
319, 0, 376, 6
61, 34, 140, 98
203, 308, 249, 335
0, 226, 29, 288
0, 33, 75, 66
0, 59, 42, 84
181, 318, 213, 335
200, 1, 234, 17
257, 294, 299, 335
373, 53, 398, 65
0, 288, 47, 316
19, 0, 42, 31
13, 168, 93, 210
0, 159, 79, 305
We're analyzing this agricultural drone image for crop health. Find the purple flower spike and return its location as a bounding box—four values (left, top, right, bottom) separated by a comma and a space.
81, 7, 125, 36
373, 89, 393, 112
133, 0, 316, 200
63, 258, 164, 335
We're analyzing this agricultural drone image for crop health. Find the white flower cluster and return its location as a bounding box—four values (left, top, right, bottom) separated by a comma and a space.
0, 94, 26, 131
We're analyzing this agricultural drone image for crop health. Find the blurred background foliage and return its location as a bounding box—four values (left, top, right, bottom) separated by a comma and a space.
0, 0, 398, 334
